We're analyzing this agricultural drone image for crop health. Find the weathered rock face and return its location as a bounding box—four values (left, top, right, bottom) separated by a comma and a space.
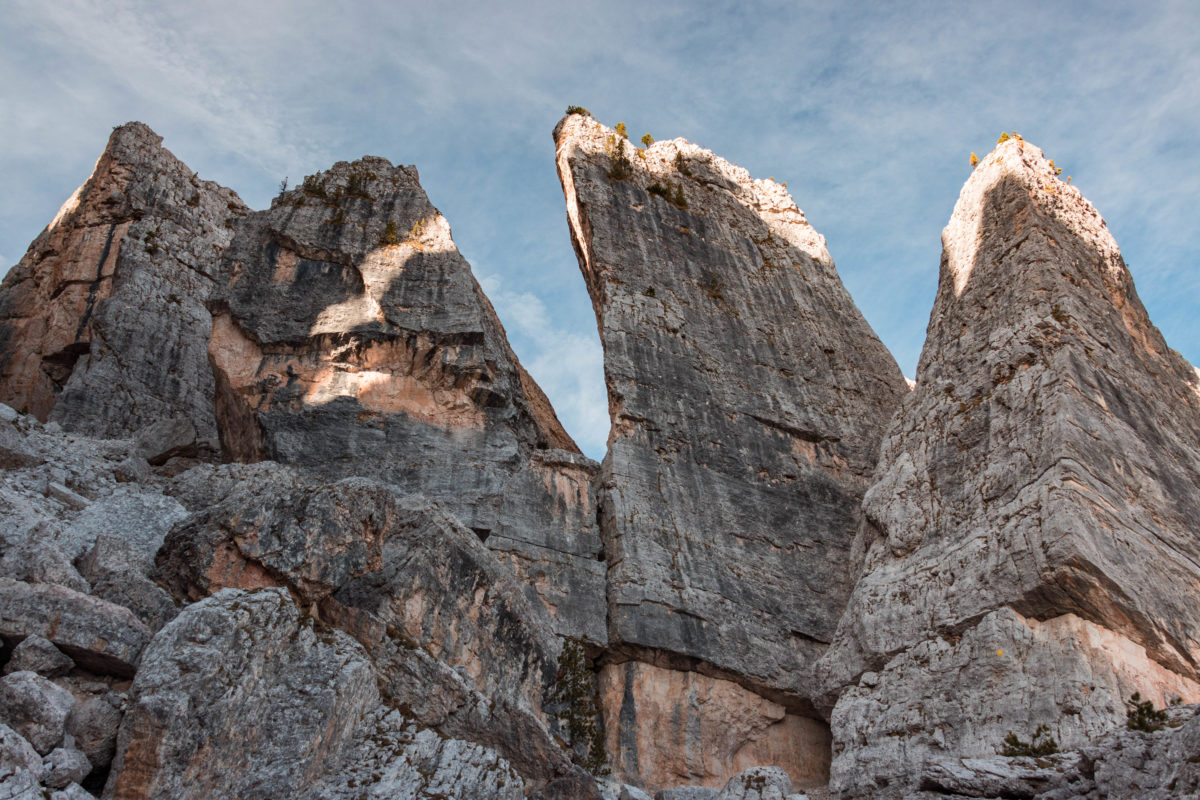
823, 138, 1200, 796
104, 588, 378, 800
0, 579, 152, 678
915, 703, 1200, 799
554, 113, 906, 788
154, 467, 580, 787
0, 122, 245, 446
598, 661, 829, 791
302, 709, 525, 800
207, 158, 605, 641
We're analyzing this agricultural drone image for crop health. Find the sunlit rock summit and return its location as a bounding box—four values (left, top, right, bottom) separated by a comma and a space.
0, 119, 1198, 800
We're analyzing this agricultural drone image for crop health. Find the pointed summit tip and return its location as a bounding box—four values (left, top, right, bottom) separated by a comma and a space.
945, 133, 1111, 297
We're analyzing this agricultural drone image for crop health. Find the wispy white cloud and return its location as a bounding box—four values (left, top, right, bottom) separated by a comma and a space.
4, 0, 1200, 450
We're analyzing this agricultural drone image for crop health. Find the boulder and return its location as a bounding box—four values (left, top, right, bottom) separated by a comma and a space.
3, 635, 73, 678
302, 709, 524, 800
715, 767, 793, 800
104, 588, 377, 800
65, 693, 124, 769
41, 742, 91, 790
0, 671, 74, 755
0, 579, 151, 677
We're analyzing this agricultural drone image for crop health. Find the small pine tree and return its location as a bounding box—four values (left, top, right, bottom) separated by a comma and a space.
607, 136, 633, 181
998, 132, 1011, 144
279, 177, 289, 194
674, 152, 691, 176
672, 183, 687, 209
565, 105, 592, 117
1126, 693, 1168, 732
378, 219, 399, 246
641, 133, 654, 147
1000, 724, 1059, 757
970, 152, 979, 167
1048, 159, 1063, 176
615, 121, 628, 139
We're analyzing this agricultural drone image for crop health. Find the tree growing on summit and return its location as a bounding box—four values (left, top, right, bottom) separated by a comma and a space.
641, 133, 654, 146
378, 219, 399, 246
969, 153, 979, 167
566, 105, 592, 117
615, 122, 628, 139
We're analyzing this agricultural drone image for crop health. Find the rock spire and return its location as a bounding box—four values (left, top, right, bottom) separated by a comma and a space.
822, 136, 1200, 797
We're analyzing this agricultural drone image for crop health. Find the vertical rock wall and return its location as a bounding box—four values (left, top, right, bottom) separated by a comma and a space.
554, 113, 907, 790
822, 137, 1200, 797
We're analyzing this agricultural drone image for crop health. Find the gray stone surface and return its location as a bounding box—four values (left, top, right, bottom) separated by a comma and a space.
304, 709, 524, 799
829, 608, 1200, 798
912, 704, 1200, 799
104, 588, 377, 800
0, 122, 245, 444
655, 788, 719, 800
155, 473, 576, 786
77, 535, 180, 631
41, 742, 91, 789
0, 722, 43, 784
0, 536, 89, 592
206, 156, 605, 641
3, 635, 73, 677
0, 671, 74, 755
822, 138, 1200, 797
554, 114, 907, 701
0, 579, 151, 677
716, 767, 793, 800
65, 693, 123, 770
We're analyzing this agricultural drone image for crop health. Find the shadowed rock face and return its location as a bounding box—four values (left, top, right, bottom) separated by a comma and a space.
554, 113, 907, 789
823, 138, 1200, 798
0, 122, 246, 446
208, 158, 606, 641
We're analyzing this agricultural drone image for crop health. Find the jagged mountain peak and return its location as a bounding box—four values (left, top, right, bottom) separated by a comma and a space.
554, 112, 833, 267
944, 135, 1120, 300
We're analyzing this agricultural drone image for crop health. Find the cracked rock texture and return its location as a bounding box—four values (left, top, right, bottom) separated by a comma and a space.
207, 157, 605, 642
915, 703, 1200, 799
822, 138, 1200, 797
154, 470, 576, 786
0, 122, 245, 446
303, 708, 524, 799
555, 112, 905, 788
104, 588, 378, 800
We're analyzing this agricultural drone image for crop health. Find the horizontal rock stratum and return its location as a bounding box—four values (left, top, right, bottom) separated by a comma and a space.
1, 118, 1198, 800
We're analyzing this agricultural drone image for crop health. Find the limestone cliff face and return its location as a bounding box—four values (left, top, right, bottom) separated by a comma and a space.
0, 122, 246, 447
554, 113, 907, 789
823, 138, 1200, 797
207, 159, 606, 641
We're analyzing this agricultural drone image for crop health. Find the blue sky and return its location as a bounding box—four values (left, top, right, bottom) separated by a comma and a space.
3, 0, 1199, 460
